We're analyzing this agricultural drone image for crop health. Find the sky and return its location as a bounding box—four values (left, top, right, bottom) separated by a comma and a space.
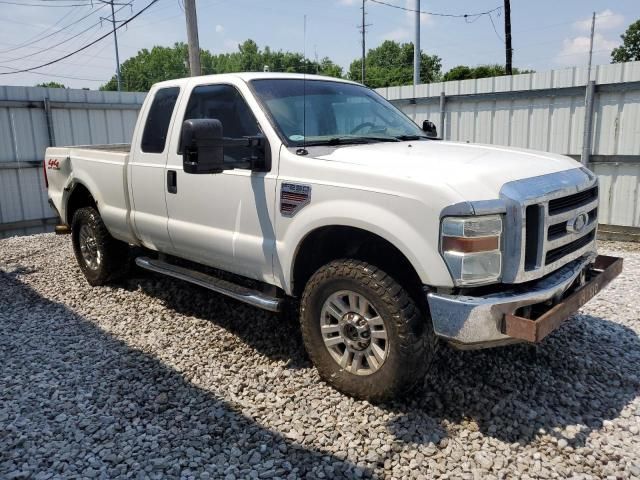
0, 0, 636, 89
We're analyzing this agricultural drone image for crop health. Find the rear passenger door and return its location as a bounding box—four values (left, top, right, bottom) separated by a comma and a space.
129, 85, 181, 251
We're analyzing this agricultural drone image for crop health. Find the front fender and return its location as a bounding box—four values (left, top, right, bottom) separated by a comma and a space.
275, 197, 454, 294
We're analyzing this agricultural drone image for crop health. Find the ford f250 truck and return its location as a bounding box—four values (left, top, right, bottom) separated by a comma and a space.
45, 73, 622, 401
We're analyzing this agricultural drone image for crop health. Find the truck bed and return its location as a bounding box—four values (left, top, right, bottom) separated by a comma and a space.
69, 143, 131, 153
45, 144, 133, 243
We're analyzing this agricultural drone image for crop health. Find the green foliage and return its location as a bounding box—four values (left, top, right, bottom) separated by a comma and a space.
347, 40, 442, 88
101, 40, 344, 92
611, 20, 640, 63
36, 81, 66, 88
443, 64, 534, 81
101, 43, 189, 92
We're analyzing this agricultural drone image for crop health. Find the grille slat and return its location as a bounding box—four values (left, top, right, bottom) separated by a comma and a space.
545, 231, 595, 265
547, 222, 567, 240
548, 186, 598, 216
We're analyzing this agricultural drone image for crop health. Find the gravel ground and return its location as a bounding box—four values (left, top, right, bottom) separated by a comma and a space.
1, 234, 639, 480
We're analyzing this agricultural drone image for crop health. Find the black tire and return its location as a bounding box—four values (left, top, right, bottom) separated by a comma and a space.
300, 259, 437, 402
71, 206, 129, 286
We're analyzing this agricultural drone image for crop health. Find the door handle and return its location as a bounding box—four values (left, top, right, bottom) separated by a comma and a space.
167, 170, 177, 194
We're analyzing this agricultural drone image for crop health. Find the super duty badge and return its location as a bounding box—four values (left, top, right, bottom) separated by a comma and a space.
280, 183, 311, 217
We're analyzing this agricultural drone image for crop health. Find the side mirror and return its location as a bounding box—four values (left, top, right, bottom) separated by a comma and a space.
182, 118, 225, 174
422, 120, 438, 138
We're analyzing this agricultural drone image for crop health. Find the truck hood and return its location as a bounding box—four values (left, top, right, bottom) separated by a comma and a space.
314, 140, 580, 200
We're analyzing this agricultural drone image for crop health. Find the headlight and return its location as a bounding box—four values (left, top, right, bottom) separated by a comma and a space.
440, 215, 503, 286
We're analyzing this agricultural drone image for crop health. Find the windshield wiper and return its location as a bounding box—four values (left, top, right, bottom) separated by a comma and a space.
394, 134, 429, 141
305, 135, 400, 146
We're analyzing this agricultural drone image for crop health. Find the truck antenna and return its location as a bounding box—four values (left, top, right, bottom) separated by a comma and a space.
297, 14, 309, 156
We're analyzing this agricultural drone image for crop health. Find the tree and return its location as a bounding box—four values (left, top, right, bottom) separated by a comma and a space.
101, 43, 189, 91
443, 64, 534, 81
36, 81, 66, 88
101, 40, 343, 91
347, 40, 441, 88
611, 19, 640, 63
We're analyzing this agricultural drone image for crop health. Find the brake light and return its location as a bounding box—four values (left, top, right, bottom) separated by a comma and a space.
43, 159, 48, 188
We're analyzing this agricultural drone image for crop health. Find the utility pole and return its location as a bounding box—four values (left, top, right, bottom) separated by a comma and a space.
184, 0, 201, 76
581, 12, 597, 166
361, 0, 366, 84
503, 0, 512, 75
413, 0, 420, 88
99, 1, 123, 91
586, 11, 596, 81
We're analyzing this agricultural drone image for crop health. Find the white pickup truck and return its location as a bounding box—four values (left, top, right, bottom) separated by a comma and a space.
45, 73, 622, 401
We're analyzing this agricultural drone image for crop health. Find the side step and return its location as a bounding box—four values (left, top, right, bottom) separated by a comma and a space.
135, 257, 282, 312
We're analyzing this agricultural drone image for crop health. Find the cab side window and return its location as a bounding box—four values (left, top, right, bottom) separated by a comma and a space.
183, 84, 260, 163
141, 87, 180, 153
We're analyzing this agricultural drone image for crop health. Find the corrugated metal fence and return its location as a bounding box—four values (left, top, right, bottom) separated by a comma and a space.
0, 86, 145, 238
1, 63, 639, 239
378, 61, 640, 237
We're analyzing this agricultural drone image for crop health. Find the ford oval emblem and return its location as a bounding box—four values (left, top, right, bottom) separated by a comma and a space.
567, 213, 589, 234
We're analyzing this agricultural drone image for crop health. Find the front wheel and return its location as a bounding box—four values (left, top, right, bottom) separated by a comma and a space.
71, 207, 129, 286
300, 259, 436, 402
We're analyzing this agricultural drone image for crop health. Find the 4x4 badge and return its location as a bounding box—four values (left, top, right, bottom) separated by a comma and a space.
280, 183, 311, 217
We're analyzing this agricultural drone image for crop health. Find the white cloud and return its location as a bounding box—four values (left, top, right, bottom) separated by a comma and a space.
215, 24, 224, 34
555, 33, 619, 65
574, 9, 625, 32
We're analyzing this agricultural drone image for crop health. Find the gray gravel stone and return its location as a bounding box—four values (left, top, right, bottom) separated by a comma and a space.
1, 234, 639, 479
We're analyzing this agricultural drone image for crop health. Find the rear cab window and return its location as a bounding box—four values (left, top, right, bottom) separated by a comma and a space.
141, 87, 180, 153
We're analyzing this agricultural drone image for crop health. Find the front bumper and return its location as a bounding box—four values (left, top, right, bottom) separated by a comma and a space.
427, 254, 623, 349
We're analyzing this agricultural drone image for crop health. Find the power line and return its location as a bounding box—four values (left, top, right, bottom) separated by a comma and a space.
0, 4, 107, 55
368, 0, 502, 19
0, 64, 108, 81
0, 7, 78, 54
0, 0, 93, 6
0, 0, 160, 75
0, 16, 112, 63
487, 12, 503, 43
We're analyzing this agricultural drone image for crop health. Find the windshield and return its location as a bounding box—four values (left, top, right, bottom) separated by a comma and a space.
250, 79, 425, 146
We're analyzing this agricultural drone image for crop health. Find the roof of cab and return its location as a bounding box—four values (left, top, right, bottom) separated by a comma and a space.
151, 72, 361, 89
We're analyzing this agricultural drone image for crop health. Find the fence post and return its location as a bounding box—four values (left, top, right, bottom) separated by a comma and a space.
580, 81, 596, 166
43, 97, 56, 147
439, 91, 446, 140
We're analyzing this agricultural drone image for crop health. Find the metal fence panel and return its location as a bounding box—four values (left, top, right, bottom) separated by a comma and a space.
0, 86, 145, 238
380, 61, 640, 230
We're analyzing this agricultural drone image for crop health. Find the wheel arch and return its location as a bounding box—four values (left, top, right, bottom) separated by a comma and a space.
290, 225, 426, 306
65, 182, 98, 226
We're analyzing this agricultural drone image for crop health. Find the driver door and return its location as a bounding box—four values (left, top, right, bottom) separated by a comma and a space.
164, 82, 278, 284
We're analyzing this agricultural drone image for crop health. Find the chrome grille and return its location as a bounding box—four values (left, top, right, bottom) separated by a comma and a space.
478, 168, 599, 284
523, 185, 598, 275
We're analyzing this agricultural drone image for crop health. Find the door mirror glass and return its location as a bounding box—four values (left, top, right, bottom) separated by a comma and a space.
182, 118, 225, 174
422, 120, 438, 138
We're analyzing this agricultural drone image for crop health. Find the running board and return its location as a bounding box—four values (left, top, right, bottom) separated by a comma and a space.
135, 257, 282, 312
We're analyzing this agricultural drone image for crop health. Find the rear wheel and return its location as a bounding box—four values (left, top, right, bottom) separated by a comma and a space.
71, 207, 129, 286
300, 259, 436, 402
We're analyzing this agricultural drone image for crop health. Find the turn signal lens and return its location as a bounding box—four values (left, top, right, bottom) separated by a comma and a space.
441, 235, 500, 253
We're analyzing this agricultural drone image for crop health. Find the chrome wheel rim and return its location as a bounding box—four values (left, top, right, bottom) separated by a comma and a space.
320, 290, 388, 376
79, 224, 101, 270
